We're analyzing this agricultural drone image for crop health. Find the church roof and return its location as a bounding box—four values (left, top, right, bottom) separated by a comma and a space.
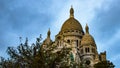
81, 33, 95, 45
60, 7, 83, 32
81, 24, 96, 46
61, 18, 83, 32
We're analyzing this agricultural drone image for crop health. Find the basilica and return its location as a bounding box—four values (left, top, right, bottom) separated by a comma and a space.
42, 7, 107, 68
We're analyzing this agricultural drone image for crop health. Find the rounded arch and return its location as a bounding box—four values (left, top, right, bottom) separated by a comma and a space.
82, 57, 94, 66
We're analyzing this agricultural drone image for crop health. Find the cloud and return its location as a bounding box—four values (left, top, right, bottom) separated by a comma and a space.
50, 0, 105, 40
0, 0, 120, 67
89, 0, 120, 67
91, 0, 120, 40
0, 0, 54, 58
109, 54, 120, 68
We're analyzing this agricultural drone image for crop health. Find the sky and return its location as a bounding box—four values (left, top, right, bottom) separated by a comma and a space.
0, 0, 120, 67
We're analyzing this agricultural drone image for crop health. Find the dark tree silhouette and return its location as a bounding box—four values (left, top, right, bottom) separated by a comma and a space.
0, 35, 115, 68
94, 60, 115, 68
0, 35, 78, 68
0, 36, 43, 68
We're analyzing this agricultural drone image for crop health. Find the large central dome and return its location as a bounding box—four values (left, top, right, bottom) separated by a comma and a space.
61, 17, 83, 31
61, 7, 83, 32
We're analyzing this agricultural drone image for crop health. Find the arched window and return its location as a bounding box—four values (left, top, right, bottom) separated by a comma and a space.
76, 30, 78, 33
57, 36, 61, 40
85, 47, 90, 53
68, 30, 70, 32
71, 30, 74, 32
67, 39, 70, 43
85, 48, 87, 53
88, 48, 90, 52
76, 40, 78, 47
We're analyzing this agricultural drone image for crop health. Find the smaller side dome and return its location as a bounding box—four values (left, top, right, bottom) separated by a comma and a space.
43, 29, 52, 45
81, 34, 95, 45
81, 24, 96, 46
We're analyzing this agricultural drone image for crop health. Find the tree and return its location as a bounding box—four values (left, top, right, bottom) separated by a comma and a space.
0, 35, 79, 68
94, 60, 115, 68
0, 36, 43, 68
1, 35, 114, 68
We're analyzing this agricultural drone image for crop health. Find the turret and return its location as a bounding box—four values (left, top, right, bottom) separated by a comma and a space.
80, 24, 99, 68
43, 28, 52, 45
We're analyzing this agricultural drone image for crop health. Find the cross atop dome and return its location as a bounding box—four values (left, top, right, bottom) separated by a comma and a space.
60, 6, 83, 33
70, 5, 74, 18
85, 23, 89, 34
47, 28, 51, 38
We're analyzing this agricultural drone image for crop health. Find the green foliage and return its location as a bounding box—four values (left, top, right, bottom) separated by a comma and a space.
0, 36, 114, 68
0, 37, 43, 68
0, 36, 79, 68
94, 61, 115, 68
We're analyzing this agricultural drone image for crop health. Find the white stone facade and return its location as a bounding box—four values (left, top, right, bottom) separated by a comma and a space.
43, 7, 107, 68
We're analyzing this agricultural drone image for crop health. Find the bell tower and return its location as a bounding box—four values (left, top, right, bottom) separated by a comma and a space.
80, 24, 99, 68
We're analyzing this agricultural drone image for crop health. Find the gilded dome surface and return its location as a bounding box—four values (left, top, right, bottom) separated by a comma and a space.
81, 24, 96, 45
81, 33, 95, 45
61, 17, 83, 31
61, 7, 83, 32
